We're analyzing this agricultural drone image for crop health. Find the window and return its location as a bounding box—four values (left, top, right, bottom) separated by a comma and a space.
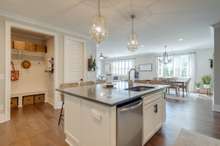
157, 54, 194, 78
110, 59, 135, 76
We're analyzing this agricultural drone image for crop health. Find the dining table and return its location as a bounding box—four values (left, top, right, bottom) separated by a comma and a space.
168, 78, 190, 97
135, 78, 190, 97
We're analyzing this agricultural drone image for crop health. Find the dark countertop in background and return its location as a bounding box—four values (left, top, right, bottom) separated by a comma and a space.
56, 81, 168, 106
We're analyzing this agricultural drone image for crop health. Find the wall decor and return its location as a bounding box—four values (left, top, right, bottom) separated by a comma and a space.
139, 64, 152, 72
11, 61, 19, 81
45, 57, 54, 73
21, 60, 31, 69
88, 56, 96, 71
209, 59, 213, 69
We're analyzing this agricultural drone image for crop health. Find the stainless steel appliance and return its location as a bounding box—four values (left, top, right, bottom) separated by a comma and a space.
117, 98, 143, 146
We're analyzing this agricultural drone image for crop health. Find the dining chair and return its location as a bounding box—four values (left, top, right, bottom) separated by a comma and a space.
178, 78, 191, 96
167, 79, 180, 96
58, 82, 79, 126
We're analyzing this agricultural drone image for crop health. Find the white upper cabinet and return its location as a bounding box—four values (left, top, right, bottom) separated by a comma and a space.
64, 36, 85, 83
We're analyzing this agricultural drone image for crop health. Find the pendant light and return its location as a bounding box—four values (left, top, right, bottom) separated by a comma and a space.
159, 45, 172, 64
90, 0, 107, 44
96, 44, 105, 60
127, 14, 139, 52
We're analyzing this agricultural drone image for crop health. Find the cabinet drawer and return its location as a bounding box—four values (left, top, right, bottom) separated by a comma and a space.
23, 95, 34, 106
34, 94, 45, 103
143, 91, 164, 105
11, 97, 18, 108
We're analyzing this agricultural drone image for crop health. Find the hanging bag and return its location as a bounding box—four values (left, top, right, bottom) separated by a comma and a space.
11, 61, 19, 81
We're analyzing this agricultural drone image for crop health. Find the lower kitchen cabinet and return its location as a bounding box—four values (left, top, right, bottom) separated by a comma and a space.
64, 95, 116, 146
143, 92, 166, 145
64, 90, 165, 146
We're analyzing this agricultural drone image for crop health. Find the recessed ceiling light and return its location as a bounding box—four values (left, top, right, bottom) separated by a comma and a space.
178, 38, 184, 42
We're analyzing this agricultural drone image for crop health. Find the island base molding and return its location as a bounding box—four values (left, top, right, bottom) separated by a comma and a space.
65, 131, 79, 146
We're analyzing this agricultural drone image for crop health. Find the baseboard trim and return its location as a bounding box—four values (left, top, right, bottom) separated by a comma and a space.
46, 97, 62, 109
212, 104, 220, 112
0, 113, 6, 123
46, 97, 54, 107
65, 131, 80, 146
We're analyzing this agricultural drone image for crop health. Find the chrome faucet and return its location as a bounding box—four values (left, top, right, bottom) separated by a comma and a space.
128, 68, 137, 87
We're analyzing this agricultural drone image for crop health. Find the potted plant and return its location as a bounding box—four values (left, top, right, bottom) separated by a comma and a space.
195, 82, 201, 93
202, 75, 212, 88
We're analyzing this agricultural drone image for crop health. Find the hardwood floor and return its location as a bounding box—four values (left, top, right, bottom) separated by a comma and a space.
146, 95, 220, 146
0, 104, 68, 146
0, 95, 220, 146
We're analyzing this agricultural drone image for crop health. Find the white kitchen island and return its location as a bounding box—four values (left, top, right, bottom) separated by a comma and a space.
57, 82, 167, 146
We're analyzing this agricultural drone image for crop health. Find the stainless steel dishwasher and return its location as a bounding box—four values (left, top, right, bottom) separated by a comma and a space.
117, 98, 143, 146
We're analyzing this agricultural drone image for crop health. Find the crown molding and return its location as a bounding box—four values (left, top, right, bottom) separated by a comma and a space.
0, 9, 90, 40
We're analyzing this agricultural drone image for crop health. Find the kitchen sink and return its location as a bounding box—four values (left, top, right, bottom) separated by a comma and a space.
125, 86, 155, 92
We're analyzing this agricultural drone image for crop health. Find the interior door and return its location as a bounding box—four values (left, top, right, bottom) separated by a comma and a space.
64, 36, 85, 83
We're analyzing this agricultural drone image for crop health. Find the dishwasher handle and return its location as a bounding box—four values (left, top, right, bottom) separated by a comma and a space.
119, 100, 143, 112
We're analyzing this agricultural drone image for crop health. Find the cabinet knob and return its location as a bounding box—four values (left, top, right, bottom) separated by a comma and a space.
154, 104, 158, 113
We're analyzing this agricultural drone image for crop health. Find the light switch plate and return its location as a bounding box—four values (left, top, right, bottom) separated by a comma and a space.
0, 74, 4, 80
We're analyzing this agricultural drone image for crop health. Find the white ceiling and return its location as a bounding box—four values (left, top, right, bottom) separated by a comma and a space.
0, 0, 219, 57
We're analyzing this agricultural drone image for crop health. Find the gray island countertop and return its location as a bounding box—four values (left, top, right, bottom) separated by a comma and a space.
56, 81, 168, 106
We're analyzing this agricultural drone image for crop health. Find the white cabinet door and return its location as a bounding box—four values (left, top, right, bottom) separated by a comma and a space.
64, 95, 116, 146
80, 100, 112, 146
64, 36, 85, 83
64, 95, 81, 146
143, 95, 164, 145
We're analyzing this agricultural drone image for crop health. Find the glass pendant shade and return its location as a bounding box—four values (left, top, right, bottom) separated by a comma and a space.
127, 33, 139, 52
90, 0, 107, 44
90, 15, 107, 44
127, 14, 139, 52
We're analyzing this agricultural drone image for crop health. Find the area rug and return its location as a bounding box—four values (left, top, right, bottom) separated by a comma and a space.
166, 93, 212, 102
173, 129, 220, 146
166, 95, 188, 101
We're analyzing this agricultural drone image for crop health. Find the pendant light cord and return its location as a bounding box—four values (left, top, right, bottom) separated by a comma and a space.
131, 15, 135, 35
164, 45, 167, 53
98, 0, 101, 17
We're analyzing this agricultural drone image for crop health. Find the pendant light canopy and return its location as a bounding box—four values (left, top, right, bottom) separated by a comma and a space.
90, 0, 107, 44
159, 45, 172, 64
127, 14, 139, 52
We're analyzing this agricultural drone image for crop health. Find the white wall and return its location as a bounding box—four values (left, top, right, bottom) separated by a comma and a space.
11, 57, 49, 94
46, 37, 55, 104
103, 54, 157, 80
135, 55, 157, 80
195, 48, 213, 83
214, 24, 220, 111
85, 41, 97, 81
0, 15, 96, 122
102, 49, 213, 84
0, 17, 5, 116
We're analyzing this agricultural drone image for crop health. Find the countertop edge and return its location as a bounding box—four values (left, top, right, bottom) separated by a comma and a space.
56, 87, 166, 107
